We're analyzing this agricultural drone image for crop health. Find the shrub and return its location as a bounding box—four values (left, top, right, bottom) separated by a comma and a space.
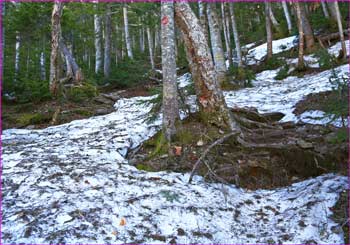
66, 83, 98, 103
229, 66, 256, 87
315, 49, 337, 70
275, 64, 289, 80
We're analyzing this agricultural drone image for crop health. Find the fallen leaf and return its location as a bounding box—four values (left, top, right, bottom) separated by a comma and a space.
174, 146, 182, 156
119, 217, 126, 226
112, 231, 118, 236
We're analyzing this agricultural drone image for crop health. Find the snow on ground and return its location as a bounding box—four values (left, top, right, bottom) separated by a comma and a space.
245, 36, 296, 65
224, 64, 349, 124
2, 64, 349, 243
286, 40, 350, 68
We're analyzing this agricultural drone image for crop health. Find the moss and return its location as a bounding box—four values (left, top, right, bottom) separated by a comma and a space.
174, 128, 198, 145
328, 128, 347, 144
74, 109, 93, 117
17, 113, 51, 126
66, 83, 98, 103
136, 163, 154, 171
148, 131, 169, 158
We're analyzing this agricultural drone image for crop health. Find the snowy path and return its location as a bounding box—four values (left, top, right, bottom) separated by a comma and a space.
2, 64, 349, 243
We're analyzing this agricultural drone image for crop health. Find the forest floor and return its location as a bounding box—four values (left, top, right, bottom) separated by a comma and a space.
2, 38, 349, 244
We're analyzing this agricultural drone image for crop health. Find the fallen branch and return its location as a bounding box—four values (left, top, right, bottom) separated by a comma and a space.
188, 132, 236, 184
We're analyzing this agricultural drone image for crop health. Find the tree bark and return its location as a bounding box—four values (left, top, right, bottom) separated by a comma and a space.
94, 7, 103, 74
221, 3, 233, 69
295, 2, 305, 70
49, 1, 63, 95
161, 1, 179, 142
333, 1, 347, 59
300, 3, 315, 50
123, 5, 133, 59
207, 3, 227, 85
59, 39, 84, 83
265, 1, 273, 60
104, 3, 111, 78
198, 0, 209, 43
14, 32, 20, 82
229, 3, 243, 67
174, 1, 240, 131
147, 27, 155, 70
321, 1, 330, 19
269, 5, 280, 29
282, 1, 292, 34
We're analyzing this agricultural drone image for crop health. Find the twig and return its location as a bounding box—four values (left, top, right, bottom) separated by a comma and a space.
188, 132, 236, 184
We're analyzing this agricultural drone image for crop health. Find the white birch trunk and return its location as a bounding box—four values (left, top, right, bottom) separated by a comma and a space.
333, 1, 347, 59
94, 10, 103, 74
14, 33, 20, 81
174, 2, 240, 131
104, 3, 111, 78
282, 1, 292, 34
147, 27, 155, 70
321, 1, 330, 19
123, 6, 133, 59
229, 3, 243, 67
207, 3, 227, 84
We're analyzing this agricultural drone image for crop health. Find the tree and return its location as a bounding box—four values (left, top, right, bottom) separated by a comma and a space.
161, 0, 179, 143
299, 3, 315, 50
229, 3, 242, 67
123, 5, 133, 59
174, 1, 240, 131
207, 3, 227, 85
332, 1, 347, 60
265, 1, 273, 60
295, 1, 305, 70
104, 3, 111, 78
198, 0, 209, 42
147, 26, 155, 70
221, 3, 233, 69
94, 5, 103, 74
320, 1, 330, 19
49, 1, 63, 95
281, 1, 292, 34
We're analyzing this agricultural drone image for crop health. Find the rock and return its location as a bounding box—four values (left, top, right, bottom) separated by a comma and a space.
94, 96, 114, 105
196, 140, 204, 146
262, 112, 285, 122
26, 125, 36, 129
95, 108, 113, 115
101, 92, 120, 102
296, 139, 313, 149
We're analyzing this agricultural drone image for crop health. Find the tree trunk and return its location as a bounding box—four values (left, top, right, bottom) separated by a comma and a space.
321, 1, 330, 19
104, 3, 111, 78
333, 1, 347, 59
265, 1, 273, 60
40, 51, 46, 81
174, 1, 240, 132
269, 6, 280, 29
115, 23, 120, 66
221, 3, 233, 69
229, 3, 243, 67
300, 3, 315, 50
328, 1, 338, 21
282, 1, 292, 34
49, 1, 63, 95
207, 3, 227, 85
147, 27, 155, 70
123, 5, 133, 59
198, 0, 209, 43
94, 8, 103, 74
14, 32, 20, 82
295, 2, 305, 70
161, 1, 179, 142
59, 39, 83, 83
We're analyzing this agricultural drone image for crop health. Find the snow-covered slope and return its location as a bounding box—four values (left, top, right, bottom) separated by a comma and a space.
2, 63, 349, 243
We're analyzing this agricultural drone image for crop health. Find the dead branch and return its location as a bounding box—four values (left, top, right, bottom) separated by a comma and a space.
188, 132, 236, 183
